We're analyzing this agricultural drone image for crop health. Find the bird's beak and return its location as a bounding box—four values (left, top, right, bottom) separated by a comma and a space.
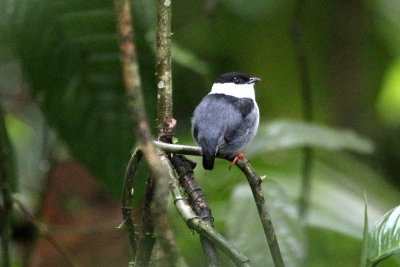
247, 77, 261, 84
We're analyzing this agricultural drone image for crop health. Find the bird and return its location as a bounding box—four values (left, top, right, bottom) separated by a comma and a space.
191, 72, 261, 170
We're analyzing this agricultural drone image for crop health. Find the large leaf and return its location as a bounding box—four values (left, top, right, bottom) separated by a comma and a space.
366, 205, 400, 266
227, 181, 306, 266
248, 120, 374, 155
8, 0, 148, 196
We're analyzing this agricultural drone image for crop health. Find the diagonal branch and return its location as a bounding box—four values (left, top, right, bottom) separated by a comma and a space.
171, 155, 220, 266
13, 198, 78, 267
235, 159, 285, 267
160, 153, 249, 266
153, 141, 285, 266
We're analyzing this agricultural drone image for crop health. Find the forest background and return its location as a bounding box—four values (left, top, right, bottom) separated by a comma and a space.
1, 0, 400, 266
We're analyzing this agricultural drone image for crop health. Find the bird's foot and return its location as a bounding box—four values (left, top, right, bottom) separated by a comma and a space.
229, 153, 246, 171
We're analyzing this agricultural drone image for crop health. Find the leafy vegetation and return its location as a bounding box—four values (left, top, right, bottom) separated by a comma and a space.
1, 0, 400, 266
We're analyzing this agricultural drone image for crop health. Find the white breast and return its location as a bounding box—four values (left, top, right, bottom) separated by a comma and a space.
209, 83, 256, 100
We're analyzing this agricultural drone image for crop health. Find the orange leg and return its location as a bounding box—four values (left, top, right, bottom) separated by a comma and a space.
231, 152, 246, 166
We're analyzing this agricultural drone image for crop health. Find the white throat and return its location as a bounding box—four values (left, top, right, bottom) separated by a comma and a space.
209, 83, 256, 100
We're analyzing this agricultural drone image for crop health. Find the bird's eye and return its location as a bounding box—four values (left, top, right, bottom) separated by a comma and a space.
234, 78, 241, 84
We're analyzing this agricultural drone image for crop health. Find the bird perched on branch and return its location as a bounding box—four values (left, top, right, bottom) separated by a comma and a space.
192, 72, 261, 170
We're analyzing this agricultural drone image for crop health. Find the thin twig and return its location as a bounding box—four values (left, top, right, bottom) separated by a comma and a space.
154, 141, 202, 156
154, 141, 285, 266
159, 153, 249, 267
121, 148, 143, 261
135, 175, 156, 266
0, 104, 13, 267
121, 149, 175, 267
13, 198, 78, 267
291, 0, 314, 219
171, 155, 220, 266
235, 159, 285, 267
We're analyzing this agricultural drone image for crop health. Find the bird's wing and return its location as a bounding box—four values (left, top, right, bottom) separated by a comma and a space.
192, 94, 257, 154
230, 97, 255, 118
222, 98, 257, 145
192, 94, 242, 149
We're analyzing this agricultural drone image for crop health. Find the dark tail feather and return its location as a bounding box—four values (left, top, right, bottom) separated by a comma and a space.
203, 152, 215, 170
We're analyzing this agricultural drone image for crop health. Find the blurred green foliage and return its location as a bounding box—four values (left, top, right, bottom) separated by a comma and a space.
2, 0, 400, 265
377, 58, 400, 126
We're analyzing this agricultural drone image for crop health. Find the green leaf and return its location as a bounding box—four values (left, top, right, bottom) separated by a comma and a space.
227, 180, 307, 266
366, 205, 400, 266
361, 193, 369, 267
248, 120, 374, 155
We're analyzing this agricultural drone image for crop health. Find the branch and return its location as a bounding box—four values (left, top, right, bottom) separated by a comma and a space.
135, 175, 156, 266
113, 0, 182, 265
160, 153, 249, 266
0, 104, 13, 267
154, 141, 285, 266
235, 159, 285, 267
148, 0, 184, 264
291, 0, 314, 219
124, 148, 182, 267
156, 0, 173, 139
121, 148, 143, 261
13, 198, 78, 267
154, 141, 202, 156
131, 150, 186, 266
171, 155, 220, 266
152, 152, 187, 266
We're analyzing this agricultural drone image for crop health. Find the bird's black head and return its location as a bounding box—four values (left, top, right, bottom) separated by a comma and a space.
215, 72, 261, 85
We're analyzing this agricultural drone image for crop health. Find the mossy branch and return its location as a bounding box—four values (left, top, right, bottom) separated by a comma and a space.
171, 155, 220, 266
161, 153, 250, 267
124, 148, 249, 266
153, 141, 285, 267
